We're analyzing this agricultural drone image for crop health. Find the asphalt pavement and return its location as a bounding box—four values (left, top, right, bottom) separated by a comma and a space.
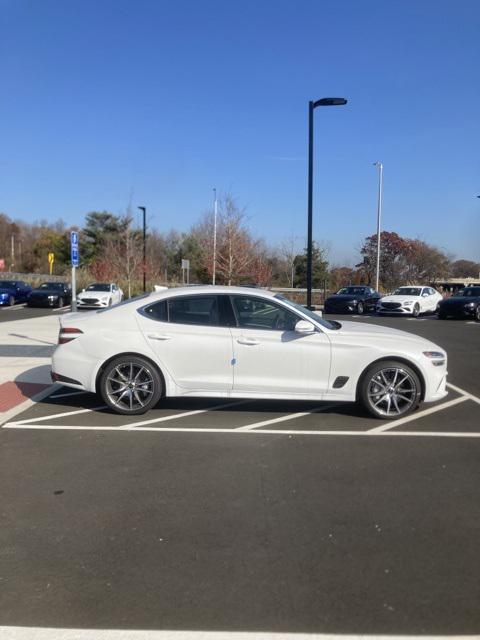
1, 310, 479, 637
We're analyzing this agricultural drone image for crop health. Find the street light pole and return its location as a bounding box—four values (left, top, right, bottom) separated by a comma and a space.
306, 97, 347, 309
138, 206, 147, 292
373, 162, 384, 292
212, 188, 217, 285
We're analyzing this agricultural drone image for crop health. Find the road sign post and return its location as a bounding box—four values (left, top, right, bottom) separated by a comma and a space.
70, 231, 79, 311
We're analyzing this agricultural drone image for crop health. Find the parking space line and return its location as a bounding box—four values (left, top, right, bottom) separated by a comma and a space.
235, 404, 339, 431
11, 405, 107, 425
447, 381, 480, 406
367, 396, 469, 434
4, 423, 480, 439
117, 400, 251, 430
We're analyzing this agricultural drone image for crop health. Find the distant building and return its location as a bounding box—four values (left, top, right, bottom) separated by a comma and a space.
433, 277, 480, 294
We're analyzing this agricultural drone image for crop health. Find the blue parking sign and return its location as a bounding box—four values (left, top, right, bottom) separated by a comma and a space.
71, 231, 79, 266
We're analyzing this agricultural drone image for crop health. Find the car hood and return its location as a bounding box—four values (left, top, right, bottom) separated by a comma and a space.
328, 320, 441, 350
442, 295, 479, 304
0, 288, 15, 295
380, 294, 421, 303
78, 290, 109, 297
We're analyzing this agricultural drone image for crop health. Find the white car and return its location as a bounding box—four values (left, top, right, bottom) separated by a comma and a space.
77, 282, 123, 309
52, 286, 447, 420
377, 286, 443, 317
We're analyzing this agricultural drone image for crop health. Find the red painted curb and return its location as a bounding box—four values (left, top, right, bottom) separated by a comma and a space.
0, 381, 51, 413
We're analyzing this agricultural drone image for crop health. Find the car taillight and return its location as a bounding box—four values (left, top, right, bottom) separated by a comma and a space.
58, 327, 83, 344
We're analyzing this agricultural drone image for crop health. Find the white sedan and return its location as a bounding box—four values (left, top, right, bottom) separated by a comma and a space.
77, 283, 123, 309
52, 286, 447, 419
377, 286, 443, 317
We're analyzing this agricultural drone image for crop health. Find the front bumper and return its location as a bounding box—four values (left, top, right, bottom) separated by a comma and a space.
28, 297, 59, 307
0, 297, 12, 305
440, 306, 476, 318
377, 306, 414, 315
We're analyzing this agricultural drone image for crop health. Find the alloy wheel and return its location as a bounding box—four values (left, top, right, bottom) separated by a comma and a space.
367, 367, 417, 417
105, 362, 156, 412
412, 304, 420, 317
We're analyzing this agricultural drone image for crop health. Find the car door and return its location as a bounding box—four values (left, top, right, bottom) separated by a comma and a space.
136, 294, 234, 392
228, 294, 331, 397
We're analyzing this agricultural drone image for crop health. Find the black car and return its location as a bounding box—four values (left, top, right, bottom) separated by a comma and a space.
0, 280, 32, 307
324, 285, 381, 315
437, 286, 480, 321
27, 282, 72, 308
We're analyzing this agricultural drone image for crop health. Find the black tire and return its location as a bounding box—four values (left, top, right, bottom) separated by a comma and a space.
358, 359, 422, 420
476, 306, 480, 322
57, 297, 64, 308
356, 301, 364, 315
100, 355, 163, 415
438, 312, 447, 320
412, 303, 420, 318
9, 296, 15, 307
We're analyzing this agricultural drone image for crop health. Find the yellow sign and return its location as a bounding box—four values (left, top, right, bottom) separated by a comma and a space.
48, 252, 55, 275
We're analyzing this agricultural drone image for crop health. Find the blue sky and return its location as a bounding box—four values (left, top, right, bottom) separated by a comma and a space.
1, 0, 479, 265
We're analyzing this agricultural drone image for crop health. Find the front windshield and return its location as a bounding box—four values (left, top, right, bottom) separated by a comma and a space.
393, 287, 422, 296
274, 295, 341, 330
39, 282, 64, 290
0, 281, 16, 288
462, 287, 480, 297
337, 287, 366, 295
86, 283, 110, 292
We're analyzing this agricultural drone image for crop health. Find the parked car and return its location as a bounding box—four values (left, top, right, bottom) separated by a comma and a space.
52, 286, 447, 420
28, 282, 72, 308
324, 285, 380, 315
437, 286, 480, 321
0, 280, 32, 306
77, 282, 123, 309
377, 286, 443, 317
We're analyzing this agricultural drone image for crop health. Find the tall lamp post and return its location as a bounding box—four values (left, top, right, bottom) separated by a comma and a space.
138, 206, 147, 292
212, 188, 218, 285
306, 97, 347, 309
373, 162, 384, 292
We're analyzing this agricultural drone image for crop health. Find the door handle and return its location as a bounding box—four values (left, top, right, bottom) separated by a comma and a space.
237, 337, 260, 346
147, 333, 172, 341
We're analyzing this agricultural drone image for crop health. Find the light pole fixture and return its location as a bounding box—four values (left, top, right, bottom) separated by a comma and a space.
212, 188, 218, 285
306, 97, 347, 309
373, 162, 384, 292
138, 206, 147, 292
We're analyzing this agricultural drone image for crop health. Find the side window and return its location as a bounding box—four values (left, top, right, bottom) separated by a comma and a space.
143, 300, 168, 322
231, 296, 299, 331
168, 296, 219, 326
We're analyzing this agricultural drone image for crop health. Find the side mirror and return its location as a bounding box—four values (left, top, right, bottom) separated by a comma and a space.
295, 320, 316, 334
422, 292, 428, 297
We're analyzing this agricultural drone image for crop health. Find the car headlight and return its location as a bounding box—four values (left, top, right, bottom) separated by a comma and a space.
464, 302, 475, 308
48, 295, 57, 300
403, 300, 413, 305
101, 295, 109, 301
350, 299, 357, 304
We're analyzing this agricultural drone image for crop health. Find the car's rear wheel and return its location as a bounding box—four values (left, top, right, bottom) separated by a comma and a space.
356, 301, 364, 314
100, 356, 162, 415
412, 303, 420, 317
359, 360, 421, 419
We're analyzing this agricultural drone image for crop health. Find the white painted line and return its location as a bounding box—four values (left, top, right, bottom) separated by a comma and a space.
447, 381, 480, 406
11, 405, 107, 425
49, 390, 89, 399
367, 396, 469, 434
1, 626, 477, 640
235, 403, 339, 431
4, 423, 480, 439
117, 400, 251, 430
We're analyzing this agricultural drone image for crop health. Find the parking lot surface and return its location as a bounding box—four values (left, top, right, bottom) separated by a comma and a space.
1, 311, 479, 636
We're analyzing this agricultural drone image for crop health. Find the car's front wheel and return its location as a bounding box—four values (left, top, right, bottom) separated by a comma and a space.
356, 301, 364, 314
412, 303, 420, 317
100, 356, 163, 415
476, 306, 480, 322
359, 360, 421, 419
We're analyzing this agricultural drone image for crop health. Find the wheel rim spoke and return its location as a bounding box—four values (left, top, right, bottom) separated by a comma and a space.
106, 362, 155, 411
368, 367, 416, 416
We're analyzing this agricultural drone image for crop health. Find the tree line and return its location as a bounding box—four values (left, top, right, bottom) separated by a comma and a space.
0, 196, 478, 297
